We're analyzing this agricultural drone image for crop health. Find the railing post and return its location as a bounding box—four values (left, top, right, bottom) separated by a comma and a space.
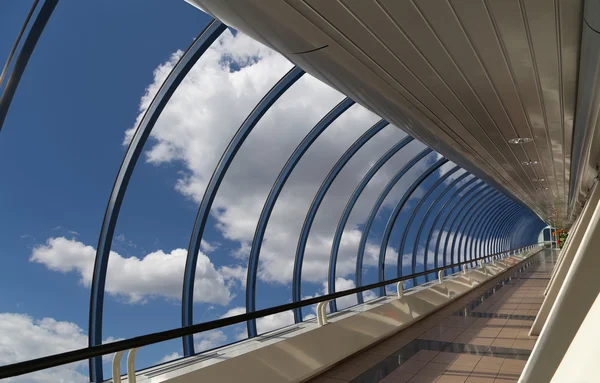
111, 350, 125, 383
126, 348, 138, 383
316, 301, 331, 326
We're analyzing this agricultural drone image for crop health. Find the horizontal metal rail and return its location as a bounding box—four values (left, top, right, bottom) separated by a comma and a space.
0, 243, 542, 380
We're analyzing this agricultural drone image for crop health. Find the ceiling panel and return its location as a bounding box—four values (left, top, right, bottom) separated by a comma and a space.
189, 0, 584, 227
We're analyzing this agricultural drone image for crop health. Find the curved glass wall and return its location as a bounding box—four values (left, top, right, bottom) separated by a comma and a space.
0, 8, 547, 382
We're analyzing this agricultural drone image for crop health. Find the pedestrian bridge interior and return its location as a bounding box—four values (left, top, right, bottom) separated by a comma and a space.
1, 0, 599, 382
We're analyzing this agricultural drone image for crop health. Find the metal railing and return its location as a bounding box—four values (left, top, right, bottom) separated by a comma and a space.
0, 243, 542, 380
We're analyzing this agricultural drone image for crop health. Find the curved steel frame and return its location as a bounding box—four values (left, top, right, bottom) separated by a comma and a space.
469, 197, 511, 261
326, 135, 415, 314
453, 192, 503, 264
352, 147, 432, 303
435, 182, 489, 275
0, 0, 58, 131
462, 195, 506, 263
490, 207, 518, 255
504, 211, 526, 250
292, 119, 389, 320
87, 21, 228, 380
389, 159, 452, 284
426, 177, 481, 275
496, 207, 525, 253
434, 183, 489, 271
476, 200, 504, 257
377, 157, 449, 296
411, 172, 471, 282
347, 147, 434, 305
490, 207, 513, 255
476, 199, 511, 258
181, 64, 306, 353
446, 188, 496, 268
397, 165, 461, 277
245, 97, 355, 337
455, 193, 504, 268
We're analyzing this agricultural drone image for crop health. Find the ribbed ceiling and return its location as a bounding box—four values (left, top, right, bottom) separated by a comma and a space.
189, 0, 584, 227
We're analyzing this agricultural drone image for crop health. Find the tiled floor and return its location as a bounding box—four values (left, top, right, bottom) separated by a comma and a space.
307, 250, 555, 383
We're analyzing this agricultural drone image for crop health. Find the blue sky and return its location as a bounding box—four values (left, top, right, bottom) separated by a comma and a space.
0, 2, 543, 382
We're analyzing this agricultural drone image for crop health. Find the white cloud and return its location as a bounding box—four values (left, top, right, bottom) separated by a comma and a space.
193, 330, 227, 352
130, 28, 429, 290
31, 237, 234, 305
218, 265, 246, 287
200, 239, 217, 253
0, 313, 118, 383
158, 352, 182, 364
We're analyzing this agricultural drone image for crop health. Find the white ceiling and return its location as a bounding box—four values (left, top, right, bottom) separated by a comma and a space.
189, 0, 585, 227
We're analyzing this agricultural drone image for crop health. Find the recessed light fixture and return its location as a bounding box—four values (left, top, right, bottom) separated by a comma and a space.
532, 178, 545, 182
522, 160, 539, 165
509, 137, 534, 144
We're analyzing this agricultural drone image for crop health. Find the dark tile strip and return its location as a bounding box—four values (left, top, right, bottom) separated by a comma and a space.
453, 311, 537, 321
349, 339, 531, 383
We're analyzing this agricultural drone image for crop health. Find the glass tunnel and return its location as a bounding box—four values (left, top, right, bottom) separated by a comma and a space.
0, 4, 548, 382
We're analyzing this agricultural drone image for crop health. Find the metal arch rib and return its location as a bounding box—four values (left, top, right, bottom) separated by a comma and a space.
380, 157, 449, 294
292, 119, 389, 322
476, 198, 512, 258
510, 215, 534, 249
329, 135, 414, 310
446, 188, 496, 268
351, 148, 434, 305
480, 200, 514, 256
0, 0, 40, 86
480, 198, 514, 254
88, 20, 227, 381
397, 165, 461, 279
411, 172, 471, 283
246, 97, 355, 337
494, 206, 524, 253
445, 188, 497, 272
500, 208, 525, 251
425, 177, 480, 274
489, 205, 517, 254
444, 186, 494, 268
181, 65, 305, 355
500, 209, 525, 251
433, 182, 488, 270
471, 197, 511, 260
453, 191, 502, 265
0, 0, 58, 132
459, 193, 505, 264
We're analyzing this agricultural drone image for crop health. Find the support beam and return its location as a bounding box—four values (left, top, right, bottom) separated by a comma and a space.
530, 182, 600, 335
519, 183, 600, 382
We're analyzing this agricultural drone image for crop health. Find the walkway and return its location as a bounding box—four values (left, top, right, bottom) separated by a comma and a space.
308, 250, 556, 383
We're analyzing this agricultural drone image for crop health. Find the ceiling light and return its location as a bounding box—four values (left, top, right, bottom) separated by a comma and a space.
532, 178, 545, 182
522, 160, 539, 165
509, 137, 534, 144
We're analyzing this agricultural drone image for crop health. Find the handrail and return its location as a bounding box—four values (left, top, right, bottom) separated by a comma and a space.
0, 243, 542, 379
